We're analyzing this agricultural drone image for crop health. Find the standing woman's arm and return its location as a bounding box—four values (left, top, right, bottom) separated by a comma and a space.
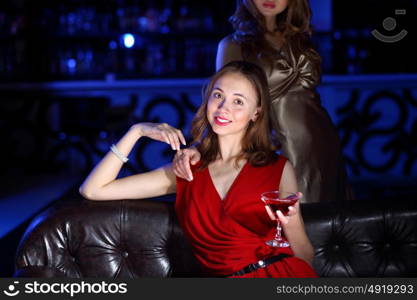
216, 36, 244, 71
79, 123, 186, 201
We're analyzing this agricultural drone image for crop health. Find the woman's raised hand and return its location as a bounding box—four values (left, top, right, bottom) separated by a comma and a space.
133, 123, 186, 151
173, 147, 201, 181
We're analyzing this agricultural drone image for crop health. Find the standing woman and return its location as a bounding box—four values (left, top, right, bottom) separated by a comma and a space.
174, 0, 353, 203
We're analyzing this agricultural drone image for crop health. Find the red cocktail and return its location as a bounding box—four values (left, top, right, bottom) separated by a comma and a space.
261, 191, 300, 247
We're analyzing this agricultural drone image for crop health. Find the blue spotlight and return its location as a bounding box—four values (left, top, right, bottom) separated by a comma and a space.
67, 58, 76, 69
122, 33, 135, 48
67, 58, 77, 74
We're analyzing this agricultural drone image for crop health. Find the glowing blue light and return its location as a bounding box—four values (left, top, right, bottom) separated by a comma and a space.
123, 33, 135, 48
67, 58, 77, 70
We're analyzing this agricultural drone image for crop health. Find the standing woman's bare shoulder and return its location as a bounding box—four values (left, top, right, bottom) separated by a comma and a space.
216, 35, 244, 71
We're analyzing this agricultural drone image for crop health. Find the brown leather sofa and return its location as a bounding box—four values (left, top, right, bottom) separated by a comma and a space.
14, 195, 417, 277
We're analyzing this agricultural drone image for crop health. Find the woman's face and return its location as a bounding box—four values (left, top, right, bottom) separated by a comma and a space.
207, 72, 260, 139
253, 0, 289, 18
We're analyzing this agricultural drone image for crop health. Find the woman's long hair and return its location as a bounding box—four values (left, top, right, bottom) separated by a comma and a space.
191, 61, 278, 169
229, 0, 321, 67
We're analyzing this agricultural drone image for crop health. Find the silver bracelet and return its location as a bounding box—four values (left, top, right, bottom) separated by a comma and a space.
110, 144, 129, 163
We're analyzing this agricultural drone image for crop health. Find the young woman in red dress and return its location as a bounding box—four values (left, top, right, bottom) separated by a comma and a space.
79, 61, 317, 278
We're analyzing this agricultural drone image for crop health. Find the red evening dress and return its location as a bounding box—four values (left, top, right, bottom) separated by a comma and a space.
175, 155, 318, 278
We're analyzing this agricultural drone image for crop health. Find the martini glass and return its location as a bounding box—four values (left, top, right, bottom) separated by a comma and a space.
261, 191, 299, 247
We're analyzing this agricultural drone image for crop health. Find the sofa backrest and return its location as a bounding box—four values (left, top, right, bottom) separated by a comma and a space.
15, 197, 417, 277
304, 199, 417, 277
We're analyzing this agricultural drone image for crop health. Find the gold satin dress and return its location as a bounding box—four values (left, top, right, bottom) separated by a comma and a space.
218, 36, 353, 203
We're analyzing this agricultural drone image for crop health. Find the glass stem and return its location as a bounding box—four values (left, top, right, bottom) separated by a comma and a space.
275, 220, 283, 241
